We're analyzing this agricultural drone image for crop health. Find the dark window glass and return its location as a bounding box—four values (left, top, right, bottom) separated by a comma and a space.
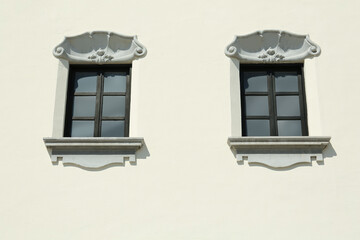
74, 72, 98, 92
244, 72, 268, 92
102, 96, 126, 117
277, 120, 302, 136
64, 65, 131, 137
240, 64, 308, 136
72, 96, 96, 117
71, 121, 95, 137
246, 120, 270, 136
104, 72, 127, 92
245, 96, 269, 116
276, 96, 300, 116
101, 121, 125, 137
274, 71, 298, 92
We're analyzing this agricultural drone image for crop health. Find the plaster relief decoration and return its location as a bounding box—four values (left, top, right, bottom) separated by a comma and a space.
44, 138, 144, 169
225, 30, 321, 63
53, 31, 147, 64
228, 137, 331, 168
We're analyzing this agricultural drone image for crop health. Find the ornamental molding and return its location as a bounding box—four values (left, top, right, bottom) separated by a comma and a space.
228, 136, 331, 168
53, 31, 147, 64
225, 30, 321, 63
44, 137, 145, 169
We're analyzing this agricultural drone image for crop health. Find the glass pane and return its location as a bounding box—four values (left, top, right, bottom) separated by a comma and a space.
73, 96, 96, 117
104, 72, 127, 92
74, 72, 97, 92
245, 96, 269, 116
277, 120, 302, 136
276, 96, 300, 116
101, 121, 125, 137
102, 96, 126, 117
244, 72, 267, 92
246, 120, 270, 136
71, 121, 94, 137
275, 72, 298, 92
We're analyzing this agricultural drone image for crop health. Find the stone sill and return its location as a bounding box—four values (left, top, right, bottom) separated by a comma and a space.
43, 137, 144, 169
227, 136, 331, 168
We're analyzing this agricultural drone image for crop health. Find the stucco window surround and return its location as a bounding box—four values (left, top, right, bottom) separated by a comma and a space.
44, 31, 147, 169
225, 30, 331, 168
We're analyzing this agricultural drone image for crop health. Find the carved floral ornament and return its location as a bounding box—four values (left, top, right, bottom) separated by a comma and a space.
53, 31, 147, 64
225, 30, 321, 63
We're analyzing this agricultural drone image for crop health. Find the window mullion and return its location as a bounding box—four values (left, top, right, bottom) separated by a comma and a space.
268, 71, 277, 136
94, 73, 103, 137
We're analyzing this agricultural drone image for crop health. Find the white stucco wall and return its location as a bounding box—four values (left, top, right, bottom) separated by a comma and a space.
1, 0, 360, 239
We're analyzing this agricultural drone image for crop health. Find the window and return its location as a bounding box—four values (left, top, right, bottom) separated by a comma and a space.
44, 31, 148, 169
240, 64, 308, 136
64, 65, 131, 137
225, 30, 331, 168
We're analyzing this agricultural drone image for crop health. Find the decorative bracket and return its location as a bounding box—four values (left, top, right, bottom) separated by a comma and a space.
53, 31, 147, 64
228, 136, 331, 168
225, 30, 321, 63
43, 137, 145, 169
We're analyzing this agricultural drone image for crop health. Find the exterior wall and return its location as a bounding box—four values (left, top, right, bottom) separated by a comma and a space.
1, 0, 359, 239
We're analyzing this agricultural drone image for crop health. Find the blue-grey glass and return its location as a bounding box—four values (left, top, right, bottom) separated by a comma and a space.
244, 72, 268, 92
277, 120, 302, 136
245, 96, 269, 116
102, 96, 126, 117
73, 96, 96, 117
74, 72, 97, 92
276, 96, 300, 116
275, 72, 298, 92
104, 72, 127, 92
71, 121, 94, 137
101, 121, 125, 137
246, 120, 270, 136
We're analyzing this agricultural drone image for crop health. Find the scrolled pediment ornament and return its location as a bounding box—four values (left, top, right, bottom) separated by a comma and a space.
225, 30, 321, 63
53, 31, 147, 64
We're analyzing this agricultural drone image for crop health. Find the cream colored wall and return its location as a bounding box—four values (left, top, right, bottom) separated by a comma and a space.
1, 0, 360, 239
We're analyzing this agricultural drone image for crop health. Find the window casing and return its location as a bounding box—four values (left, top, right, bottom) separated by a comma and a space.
240, 64, 308, 136
44, 32, 147, 169
225, 31, 330, 168
64, 65, 131, 137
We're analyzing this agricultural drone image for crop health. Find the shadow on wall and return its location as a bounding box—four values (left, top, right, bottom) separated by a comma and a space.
323, 142, 337, 159
239, 143, 337, 171
61, 142, 151, 171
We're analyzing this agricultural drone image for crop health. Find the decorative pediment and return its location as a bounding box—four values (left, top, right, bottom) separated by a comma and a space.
53, 31, 147, 64
225, 30, 321, 63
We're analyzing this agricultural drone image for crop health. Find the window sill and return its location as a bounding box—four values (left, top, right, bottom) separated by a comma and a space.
227, 136, 331, 168
43, 137, 144, 169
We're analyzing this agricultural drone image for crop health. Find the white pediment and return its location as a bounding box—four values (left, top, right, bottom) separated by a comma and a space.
225, 30, 320, 63
53, 31, 147, 64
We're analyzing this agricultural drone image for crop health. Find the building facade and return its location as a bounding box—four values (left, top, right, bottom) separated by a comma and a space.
1, 0, 359, 239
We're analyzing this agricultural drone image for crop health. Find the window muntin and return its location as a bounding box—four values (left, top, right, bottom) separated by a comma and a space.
64, 65, 131, 137
240, 64, 308, 136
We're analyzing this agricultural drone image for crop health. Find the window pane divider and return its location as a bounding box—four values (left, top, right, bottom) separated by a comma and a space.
72, 117, 96, 120
102, 117, 126, 120
245, 116, 270, 119
268, 71, 277, 136
275, 92, 299, 96
244, 92, 268, 96
103, 92, 126, 96
74, 92, 97, 96
94, 73, 103, 137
